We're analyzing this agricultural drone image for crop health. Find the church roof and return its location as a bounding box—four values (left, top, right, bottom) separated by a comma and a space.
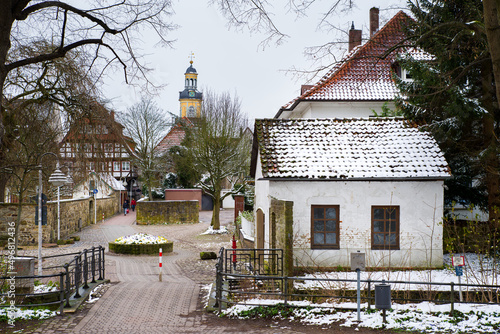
278, 11, 413, 114
185, 64, 197, 74
179, 89, 202, 99
252, 118, 450, 180
156, 124, 186, 153
156, 118, 194, 153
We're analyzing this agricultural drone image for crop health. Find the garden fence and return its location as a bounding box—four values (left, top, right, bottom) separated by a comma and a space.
214, 247, 500, 313
0, 246, 105, 315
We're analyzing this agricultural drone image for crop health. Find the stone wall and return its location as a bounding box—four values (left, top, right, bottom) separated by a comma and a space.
0, 191, 120, 245
164, 189, 202, 211
136, 200, 199, 225
270, 198, 294, 276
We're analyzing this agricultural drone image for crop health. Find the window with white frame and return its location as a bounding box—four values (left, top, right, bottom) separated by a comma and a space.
122, 161, 130, 171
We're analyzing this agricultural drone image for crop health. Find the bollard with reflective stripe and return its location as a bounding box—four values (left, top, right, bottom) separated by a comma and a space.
159, 248, 163, 282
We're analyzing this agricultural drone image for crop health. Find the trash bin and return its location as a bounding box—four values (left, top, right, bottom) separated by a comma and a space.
375, 281, 391, 309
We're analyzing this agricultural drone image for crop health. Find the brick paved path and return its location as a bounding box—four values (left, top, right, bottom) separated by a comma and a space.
30, 209, 321, 333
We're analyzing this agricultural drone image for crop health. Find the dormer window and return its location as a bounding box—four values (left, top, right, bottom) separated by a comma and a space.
392, 62, 413, 82
401, 68, 413, 82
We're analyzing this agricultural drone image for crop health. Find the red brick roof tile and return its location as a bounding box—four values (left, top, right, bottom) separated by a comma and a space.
281, 11, 412, 112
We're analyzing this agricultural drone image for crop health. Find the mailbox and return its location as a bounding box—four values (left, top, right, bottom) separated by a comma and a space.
350, 252, 366, 271
375, 281, 391, 309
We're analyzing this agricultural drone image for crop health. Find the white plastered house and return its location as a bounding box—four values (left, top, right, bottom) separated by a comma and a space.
250, 9, 452, 268
251, 118, 451, 268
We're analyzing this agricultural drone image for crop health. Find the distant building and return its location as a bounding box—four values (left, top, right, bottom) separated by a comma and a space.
179, 60, 202, 118
157, 59, 203, 155
59, 102, 137, 192
276, 9, 414, 119
251, 9, 450, 269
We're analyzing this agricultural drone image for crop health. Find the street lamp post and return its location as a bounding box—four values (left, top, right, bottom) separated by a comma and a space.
129, 179, 134, 201
122, 178, 127, 214
49, 164, 68, 240
37, 153, 67, 276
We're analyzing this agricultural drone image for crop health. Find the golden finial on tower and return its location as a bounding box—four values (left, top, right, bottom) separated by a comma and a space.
189, 51, 195, 64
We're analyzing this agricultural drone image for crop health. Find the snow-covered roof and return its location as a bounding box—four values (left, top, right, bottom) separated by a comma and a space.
253, 118, 451, 180
99, 173, 126, 191
279, 11, 413, 114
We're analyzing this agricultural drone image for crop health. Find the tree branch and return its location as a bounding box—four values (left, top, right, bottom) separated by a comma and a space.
17, 1, 120, 34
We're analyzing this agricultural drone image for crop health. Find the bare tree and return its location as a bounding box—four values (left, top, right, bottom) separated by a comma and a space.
0, 0, 176, 153
186, 90, 251, 229
119, 97, 170, 200
0, 43, 118, 198
3, 101, 60, 254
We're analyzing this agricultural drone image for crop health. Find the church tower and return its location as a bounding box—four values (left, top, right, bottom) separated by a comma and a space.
179, 58, 202, 118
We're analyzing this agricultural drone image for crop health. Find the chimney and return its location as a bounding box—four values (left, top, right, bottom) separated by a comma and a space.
348, 22, 362, 52
370, 7, 379, 37
301, 85, 313, 95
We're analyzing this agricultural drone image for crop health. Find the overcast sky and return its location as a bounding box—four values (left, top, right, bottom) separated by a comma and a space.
103, 0, 406, 124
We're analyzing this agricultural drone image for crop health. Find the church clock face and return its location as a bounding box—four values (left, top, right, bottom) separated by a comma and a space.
189, 91, 195, 97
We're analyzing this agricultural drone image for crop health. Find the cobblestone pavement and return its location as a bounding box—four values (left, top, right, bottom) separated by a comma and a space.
30, 209, 324, 333
12, 209, 408, 334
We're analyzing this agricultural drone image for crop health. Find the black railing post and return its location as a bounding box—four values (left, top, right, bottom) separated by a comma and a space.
59, 272, 65, 315
283, 277, 288, 306
91, 246, 96, 283
64, 264, 71, 307
214, 247, 225, 311
98, 245, 103, 280
367, 279, 371, 310
74, 256, 81, 298
101, 246, 105, 280
83, 249, 89, 289
214, 262, 220, 309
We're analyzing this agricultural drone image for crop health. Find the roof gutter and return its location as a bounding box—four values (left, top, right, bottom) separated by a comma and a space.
257, 176, 452, 182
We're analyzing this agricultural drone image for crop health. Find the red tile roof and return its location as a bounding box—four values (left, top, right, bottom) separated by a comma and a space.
280, 11, 412, 112
156, 117, 196, 153
156, 125, 186, 153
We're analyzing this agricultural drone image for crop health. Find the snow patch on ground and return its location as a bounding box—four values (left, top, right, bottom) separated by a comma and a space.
215, 253, 500, 333
0, 307, 57, 321
201, 284, 212, 309
221, 298, 500, 333
201, 226, 229, 235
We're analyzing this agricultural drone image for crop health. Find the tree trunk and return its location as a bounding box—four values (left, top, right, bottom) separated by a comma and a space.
211, 187, 222, 230
14, 175, 27, 257
481, 47, 500, 227
0, 2, 15, 152
482, 0, 500, 227
0, 173, 10, 202
483, 0, 500, 111
484, 114, 500, 226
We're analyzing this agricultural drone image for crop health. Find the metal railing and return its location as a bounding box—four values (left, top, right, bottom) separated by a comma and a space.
214, 247, 500, 312
0, 246, 105, 315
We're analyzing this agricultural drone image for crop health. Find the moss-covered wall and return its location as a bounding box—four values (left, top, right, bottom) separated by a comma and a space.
270, 198, 294, 276
136, 200, 199, 225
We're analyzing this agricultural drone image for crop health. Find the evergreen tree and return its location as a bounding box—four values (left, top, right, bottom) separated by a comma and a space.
396, 0, 499, 222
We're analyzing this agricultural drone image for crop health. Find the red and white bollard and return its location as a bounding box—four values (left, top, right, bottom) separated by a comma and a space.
159, 248, 163, 282
102, 212, 104, 223
232, 235, 237, 270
